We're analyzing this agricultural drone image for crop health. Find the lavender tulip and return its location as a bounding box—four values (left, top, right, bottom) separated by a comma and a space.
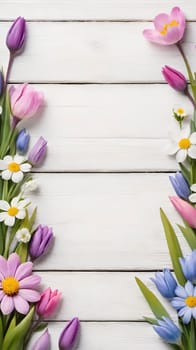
6, 17, 26, 53
29, 225, 54, 260
16, 128, 30, 153
28, 137, 47, 165
31, 329, 50, 350
59, 318, 80, 350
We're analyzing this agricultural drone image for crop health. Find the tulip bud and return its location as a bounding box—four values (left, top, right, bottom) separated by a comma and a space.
31, 329, 50, 350
29, 225, 54, 260
37, 288, 61, 318
162, 66, 187, 92
152, 269, 177, 299
59, 318, 80, 350
28, 137, 47, 166
6, 17, 26, 53
169, 196, 196, 228
16, 128, 30, 153
169, 172, 190, 200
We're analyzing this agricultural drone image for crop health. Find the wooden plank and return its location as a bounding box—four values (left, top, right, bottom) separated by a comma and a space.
0, 22, 195, 83
1, 0, 195, 21
35, 272, 174, 321
28, 322, 168, 350
31, 173, 188, 270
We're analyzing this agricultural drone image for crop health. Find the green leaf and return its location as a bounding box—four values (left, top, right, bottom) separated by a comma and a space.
160, 209, 186, 285
143, 317, 158, 325
2, 307, 35, 350
178, 223, 196, 250
15, 242, 28, 262
179, 163, 190, 185
0, 315, 4, 349
135, 277, 170, 319
34, 322, 48, 332
28, 207, 37, 231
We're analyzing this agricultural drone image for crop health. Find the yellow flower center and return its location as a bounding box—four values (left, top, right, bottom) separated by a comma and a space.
160, 20, 179, 35
8, 162, 20, 172
176, 108, 185, 116
185, 296, 196, 308
8, 207, 19, 217
178, 138, 191, 149
2, 277, 19, 295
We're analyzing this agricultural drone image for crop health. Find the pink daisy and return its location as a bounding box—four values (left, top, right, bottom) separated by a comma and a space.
0, 253, 41, 315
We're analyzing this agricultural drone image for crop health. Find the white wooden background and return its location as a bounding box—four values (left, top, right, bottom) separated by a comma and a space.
1, 1, 195, 348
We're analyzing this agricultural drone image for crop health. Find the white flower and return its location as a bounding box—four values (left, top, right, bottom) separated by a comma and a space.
167, 126, 196, 163
0, 155, 31, 183
0, 197, 30, 227
16, 228, 31, 243
22, 179, 39, 193
189, 184, 196, 203
174, 107, 187, 118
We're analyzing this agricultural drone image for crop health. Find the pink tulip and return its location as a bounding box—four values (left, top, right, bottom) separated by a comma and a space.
36, 287, 61, 318
169, 196, 196, 228
162, 66, 187, 91
10, 83, 44, 121
143, 7, 185, 45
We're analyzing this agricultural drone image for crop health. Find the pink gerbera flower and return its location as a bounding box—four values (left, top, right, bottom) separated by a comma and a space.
0, 253, 41, 315
143, 7, 185, 45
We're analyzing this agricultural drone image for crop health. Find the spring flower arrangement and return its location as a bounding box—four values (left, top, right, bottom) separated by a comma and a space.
135, 7, 196, 349
0, 17, 80, 350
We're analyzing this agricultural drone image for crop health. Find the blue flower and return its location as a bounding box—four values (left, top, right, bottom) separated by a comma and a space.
16, 128, 30, 153
180, 250, 196, 283
152, 269, 177, 299
169, 172, 190, 200
171, 281, 196, 324
153, 317, 181, 344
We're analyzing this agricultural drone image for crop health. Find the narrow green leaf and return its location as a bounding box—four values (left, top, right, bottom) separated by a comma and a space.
160, 209, 186, 285
2, 307, 34, 350
0, 315, 4, 349
178, 223, 196, 250
179, 163, 190, 185
135, 277, 170, 319
34, 322, 48, 332
28, 207, 37, 231
15, 242, 28, 262
143, 317, 158, 325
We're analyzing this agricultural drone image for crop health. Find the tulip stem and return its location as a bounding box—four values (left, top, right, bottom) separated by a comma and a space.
177, 43, 196, 101
185, 88, 196, 109
5, 53, 14, 86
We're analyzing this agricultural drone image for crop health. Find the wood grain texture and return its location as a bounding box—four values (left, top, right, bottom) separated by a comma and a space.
31, 173, 188, 270
1, 0, 194, 21
0, 22, 195, 83
28, 322, 168, 350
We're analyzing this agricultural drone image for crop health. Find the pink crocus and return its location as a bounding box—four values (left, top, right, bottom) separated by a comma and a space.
169, 196, 196, 228
10, 83, 44, 121
0, 253, 41, 315
143, 7, 185, 45
37, 287, 61, 318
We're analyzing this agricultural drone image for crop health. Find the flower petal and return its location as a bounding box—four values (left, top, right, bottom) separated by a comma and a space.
3, 155, 12, 164
176, 149, 187, 163
13, 295, 29, 314
0, 200, 9, 211
19, 275, 41, 288
166, 142, 179, 155
0, 160, 6, 170
16, 209, 26, 220
4, 215, 15, 227
15, 261, 33, 280
175, 285, 187, 298
19, 289, 40, 302
188, 145, 196, 159
20, 163, 31, 172
185, 281, 194, 295
154, 13, 169, 31
191, 184, 196, 192
190, 132, 196, 144
12, 171, 24, 183
189, 193, 196, 203
17, 199, 30, 209
7, 253, 20, 277
2, 170, 12, 181
0, 212, 7, 222
1, 295, 14, 315
13, 154, 25, 164
0, 256, 7, 278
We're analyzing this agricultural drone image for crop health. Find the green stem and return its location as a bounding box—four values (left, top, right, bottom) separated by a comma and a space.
5, 53, 14, 87
177, 43, 196, 101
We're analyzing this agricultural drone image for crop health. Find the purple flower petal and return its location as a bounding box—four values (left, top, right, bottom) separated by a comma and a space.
7, 253, 20, 276
19, 289, 40, 302
1, 295, 14, 315
19, 275, 41, 288
15, 261, 33, 280
13, 294, 29, 314
0, 256, 8, 278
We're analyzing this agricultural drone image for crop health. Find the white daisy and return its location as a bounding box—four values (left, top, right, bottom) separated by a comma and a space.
0, 197, 30, 227
0, 155, 31, 183
167, 126, 196, 163
16, 228, 31, 243
189, 184, 196, 203
22, 179, 39, 193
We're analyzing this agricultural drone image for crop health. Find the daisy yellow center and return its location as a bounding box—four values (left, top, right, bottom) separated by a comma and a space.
8, 162, 20, 172
178, 138, 191, 149
185, 296, 196, 308
2, 277, 19, 295
8, 207, 19, 216
160, 20, 179, 35
176, 108, 185, 115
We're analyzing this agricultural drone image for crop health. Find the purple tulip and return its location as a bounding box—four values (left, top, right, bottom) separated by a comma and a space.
6, 17, 26, 53
31, 329, 50, 350
16, 128, 30, 153
59, 318, 80, 350
162, 66, 187, 91
28, 137, 47, 166
29, 225, 54, 260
